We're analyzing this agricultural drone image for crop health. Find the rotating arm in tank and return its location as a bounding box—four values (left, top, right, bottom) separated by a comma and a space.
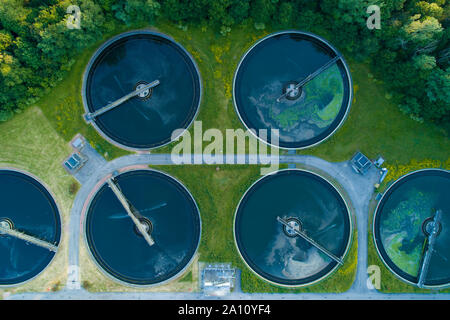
0, 224, 58, 252
417, 209, 442, 288
277, 216, 343, 265
106, 178, 155, 247
84, 80, 160, 122
276, 56, 341, 102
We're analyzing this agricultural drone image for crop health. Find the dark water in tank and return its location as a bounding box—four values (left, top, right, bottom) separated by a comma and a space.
85, 170, 200, 285
375, 170, 450, 286
85, 33, 201, 149
235, 170, 351, 286
0, 170, 60, 285
234, 32, 351, 149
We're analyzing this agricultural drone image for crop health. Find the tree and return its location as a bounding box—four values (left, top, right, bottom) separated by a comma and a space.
276, 2, 294, 28
112, 0, 160, 25
0, 31, 13, 51
413, 54, 437, 70
425, 67, 450, 121
250, 0, 276, 24
404, 16, 443, 47
207, 0, 232, 27
415, 1, 444, 20
0, 0, 31, 36
229, 0, 250, 24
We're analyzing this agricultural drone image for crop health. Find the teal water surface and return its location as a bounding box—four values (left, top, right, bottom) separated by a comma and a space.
375, 169, 450, 287
86, 32, 201, 149
235, 170, 351, 286
85, 170, 200, 285
234, 32, 351, 149
0, 170, 60, 285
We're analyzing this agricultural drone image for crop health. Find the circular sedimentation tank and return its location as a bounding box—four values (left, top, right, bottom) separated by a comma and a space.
84, 169, 201, 286
0, 169, 61, 286
83, 30, 201, 150
234, 169, 352, 287
233, 31, 352, 149
373, 169, 450, 288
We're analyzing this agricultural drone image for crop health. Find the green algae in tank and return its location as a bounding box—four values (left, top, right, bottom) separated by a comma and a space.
253, 65, 344, 131
234, 31, 352, 149
374, 169, 450, 287
381, 190, 435, 276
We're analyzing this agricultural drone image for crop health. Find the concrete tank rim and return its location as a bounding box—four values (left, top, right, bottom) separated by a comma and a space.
81, 29, 203, 152
233, 168, 353, 288
372, 168, 450, 289
82, 167, 202, 288
232, 30, 353, 150
0, 167, 62, 288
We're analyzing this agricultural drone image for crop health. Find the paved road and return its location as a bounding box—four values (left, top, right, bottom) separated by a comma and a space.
8, 153, 447, 300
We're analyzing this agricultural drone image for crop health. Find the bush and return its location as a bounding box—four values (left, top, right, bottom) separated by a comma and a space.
69, 181, 80, 195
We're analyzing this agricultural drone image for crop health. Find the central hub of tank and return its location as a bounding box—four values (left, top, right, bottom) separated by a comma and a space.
422, 217, 442, 237
133, 216, 153, 237
0, 218, 13, 236
134, 81, 152, 101
282, 81, 303, 100
282, 217, 303, 237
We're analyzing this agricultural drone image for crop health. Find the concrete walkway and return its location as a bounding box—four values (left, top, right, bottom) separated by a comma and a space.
7, 153, 449, 300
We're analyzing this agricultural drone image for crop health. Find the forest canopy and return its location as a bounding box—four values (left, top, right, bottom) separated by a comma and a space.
0, 0, 449, 129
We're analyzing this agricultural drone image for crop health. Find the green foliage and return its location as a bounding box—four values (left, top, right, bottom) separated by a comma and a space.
179, 271, 193, 282
112, 0, 160, 25
381, 190, 435, 276
415, 1, 444, 19
250, 0, 276, 24
404, 16, 443, 46
0, 0, 448, 128
413, 54, 437, 70
276, 2, 294, 28
68, 181, 80, 196
425, 67, 450, 121
307, 65, 344, 125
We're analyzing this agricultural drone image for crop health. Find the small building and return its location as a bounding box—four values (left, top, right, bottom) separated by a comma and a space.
350, 151, 372, 175
70, 134, 86, 151
201, 264, 236, 296
373, 156, 385, 168
63, 152, 86, 174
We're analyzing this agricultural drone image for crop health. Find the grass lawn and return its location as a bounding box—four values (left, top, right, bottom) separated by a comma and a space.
306, 62, 450, 163
0, 107, 76, 297
35, 25, 135, 161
